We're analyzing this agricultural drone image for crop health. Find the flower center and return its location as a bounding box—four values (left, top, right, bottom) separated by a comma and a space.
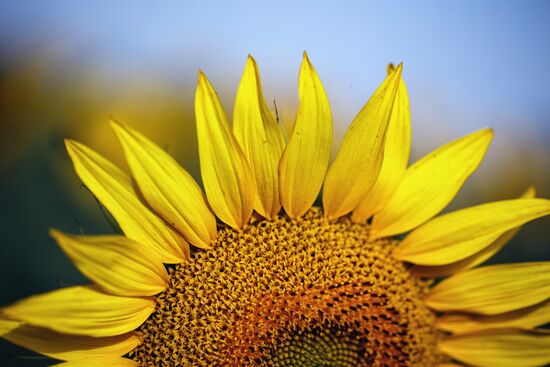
131, 208, 443, 366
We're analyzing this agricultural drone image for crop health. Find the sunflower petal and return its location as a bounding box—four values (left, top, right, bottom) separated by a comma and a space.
437, 299, 550, 333
412, 187, 536, 276
352, 65, 411, 223
233, 55, 286, 219
195, 71, 255, 228
0, 316, 139, 361
426, 262, 550, 315
323, 64, 402, 219
50, 229, 168, 297
65, 140, 188, 263
111, 120, 216, 248
2, 286, 155, 337
372, 128, 493, 237
279, 52, 332, 218
438, 328, 550, 367
52, 358, 138, 367
394, 198, 550, 265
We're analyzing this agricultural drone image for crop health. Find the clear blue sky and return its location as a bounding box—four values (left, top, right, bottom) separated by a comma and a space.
1, 1, 549, 137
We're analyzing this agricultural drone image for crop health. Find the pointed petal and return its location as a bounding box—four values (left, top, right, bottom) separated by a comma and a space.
323, 64, 402, 219
426, 262, 550, 315
437, 299, 550, 333
111, 121, 216, 248
233, 56, 286, 219
394, 198, 550, 266
412, 187, 537, 275
439, 329, 550, 367
0, 316, 139, 361
50, 229, 168, 297
2, 286, 155, 337
195, 71, 255, 228
352, 65, 411, 222
65, 140, 188, 263
279, 52, 332, 218
52, 358, 138, 367
372, 128, 493, 237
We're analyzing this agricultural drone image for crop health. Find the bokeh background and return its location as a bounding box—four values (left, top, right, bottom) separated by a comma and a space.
1, 1, 549, 365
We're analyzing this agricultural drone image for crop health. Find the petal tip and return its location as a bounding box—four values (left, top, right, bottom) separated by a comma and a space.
64, 138, 77, 150
302, 51, 312, 68
197, 69, 207, 84
48, 228, 62, 240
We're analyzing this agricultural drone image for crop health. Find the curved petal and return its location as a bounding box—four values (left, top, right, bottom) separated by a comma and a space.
51, 229, 168, 297
233, 55, 286, 219
2, 286, 155, 337
65, 140, 188, 263
439, 329, 550, 367
437, 299, 550, 333
111, 120, 216, 248
394, 197, 550, 265
426, 262, 550, 315
195, 71, 255, 228
0, 316, 139, 361
352, 64, 411, 223
412, 187, 536, 276
323, 64, 402, 219
52, 358, 138, 367
279, 52, 332, 218
372, 128, 493, 237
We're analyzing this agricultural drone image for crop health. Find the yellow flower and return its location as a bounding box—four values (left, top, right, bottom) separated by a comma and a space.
2, 54, 550, 367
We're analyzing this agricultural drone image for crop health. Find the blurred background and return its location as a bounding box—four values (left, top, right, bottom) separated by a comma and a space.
1, 1, 549, 365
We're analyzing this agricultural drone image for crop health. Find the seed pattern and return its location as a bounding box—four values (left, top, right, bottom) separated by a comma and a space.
131, 208, 444, 366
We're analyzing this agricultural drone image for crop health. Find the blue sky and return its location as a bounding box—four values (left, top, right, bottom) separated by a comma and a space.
1, 1, 549, 134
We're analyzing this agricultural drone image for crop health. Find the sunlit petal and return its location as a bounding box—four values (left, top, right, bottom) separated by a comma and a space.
439, 329, 550, 367
372, 128, 493, 237
111, 120, 216, 248
3, 286, 154, 337
51, 229, 168, 297
0, 316, 139, 361
352, 64, 411, 223
65, 140, 189, 263
233, 55, 286, 219
394, 197, 550, 265
279, 52, 332, 218
427, 262, 550, 315
195, 71, 255, 228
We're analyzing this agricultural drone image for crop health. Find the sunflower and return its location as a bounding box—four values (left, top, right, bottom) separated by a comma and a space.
2, 53, 550, 367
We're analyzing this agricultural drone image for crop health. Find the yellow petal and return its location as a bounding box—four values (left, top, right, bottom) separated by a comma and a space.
394, 198, 550, 265
352, 65, 411, 223
437, 299, 550, 333
2, 286, 155, 337
0, 316, 139, 361
65, 140, 188, 263
412, 187, 536, 276
50, 229, 168, 297
111, 121, 216, 248
195, 71, 255, 228
279, 52, 333, 218
426, 262, 550, 315
323, 64, 402, 219
372, 128, 493, 237
52, 358, 138, 367
439, 328, 550, 367
233, 55, 286, 219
